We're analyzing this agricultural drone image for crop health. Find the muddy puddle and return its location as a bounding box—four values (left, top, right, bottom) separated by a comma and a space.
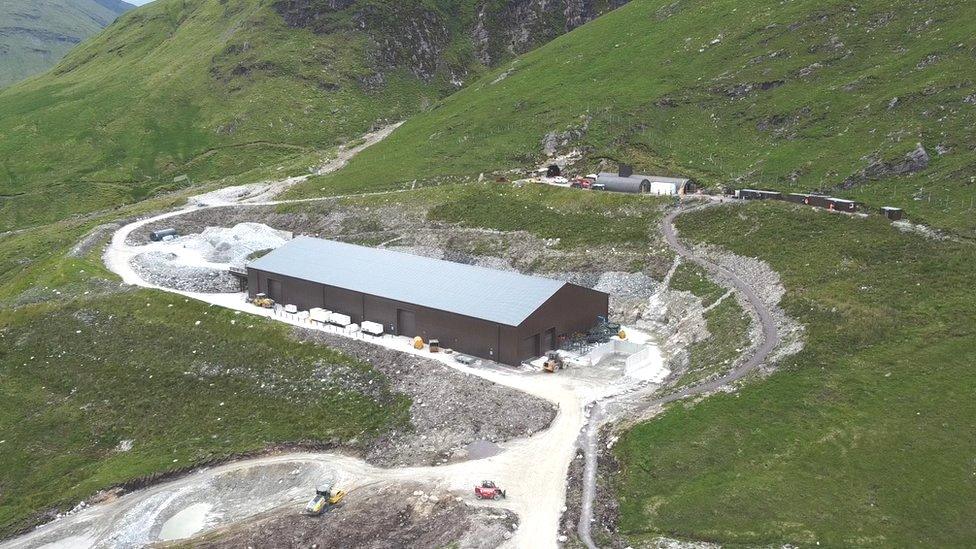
158, 502, 214, 541
466, 440, 503, 460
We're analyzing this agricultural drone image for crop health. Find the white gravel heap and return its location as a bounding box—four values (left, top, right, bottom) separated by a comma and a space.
130, 223, 292, 293
131, 252, 239, 293
183, 223, 292, 266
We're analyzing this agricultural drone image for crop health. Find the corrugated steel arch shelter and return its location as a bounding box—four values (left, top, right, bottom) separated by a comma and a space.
595, 172, 693, 195
246, 237, 609, 365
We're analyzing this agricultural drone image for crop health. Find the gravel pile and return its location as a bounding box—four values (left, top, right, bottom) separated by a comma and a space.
183, 223, 291, 266
131, 252, 238, 293
127, 223, 291, 293
294, 328, 558, 467
594, 271, 657, 324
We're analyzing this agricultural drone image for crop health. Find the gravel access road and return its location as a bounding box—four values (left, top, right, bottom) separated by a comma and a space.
576, 201, 783, 549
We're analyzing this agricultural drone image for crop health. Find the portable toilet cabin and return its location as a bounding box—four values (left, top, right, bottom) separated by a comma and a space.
825, 197, 858, 212
881, 206, 904, 220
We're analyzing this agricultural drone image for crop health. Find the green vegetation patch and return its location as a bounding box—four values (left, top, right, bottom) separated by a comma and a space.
677, 298, 750, 389
426, 183, 668, 249
0, 290, 409, 537
0, 0, 446, 231
0, 0, 130, 88
613, 202, 976, 546
668, 263, 726, 307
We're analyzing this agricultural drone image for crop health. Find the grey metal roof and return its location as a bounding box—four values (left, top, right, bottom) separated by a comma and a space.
248, 236, 568, 326
596, 174, 647, 192
596, 172, 691, 192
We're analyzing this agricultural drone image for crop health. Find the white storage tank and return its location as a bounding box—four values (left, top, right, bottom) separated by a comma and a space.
361, 321, 384, 336
328, 312, 352, 327
309, 308, 331, 324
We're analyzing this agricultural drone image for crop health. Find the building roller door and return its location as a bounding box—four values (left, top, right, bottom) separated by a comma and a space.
267, 278, 282, 303
397, 309, 416, 337
520, 333, 541, 361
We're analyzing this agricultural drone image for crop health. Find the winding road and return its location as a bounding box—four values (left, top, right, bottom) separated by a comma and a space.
2, 115, 780, 549
576, 202, 782, 549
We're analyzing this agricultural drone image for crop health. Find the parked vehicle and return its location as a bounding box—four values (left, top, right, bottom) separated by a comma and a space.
304, 483, 346, 516
474, 480, 506, 500
543, 351, 564, 373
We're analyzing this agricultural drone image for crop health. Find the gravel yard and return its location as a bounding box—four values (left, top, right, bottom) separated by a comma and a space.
131, 252, 239, 293
294, 328, 558, 467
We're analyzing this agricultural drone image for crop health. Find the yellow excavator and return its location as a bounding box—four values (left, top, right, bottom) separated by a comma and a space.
304, 483, 346, 516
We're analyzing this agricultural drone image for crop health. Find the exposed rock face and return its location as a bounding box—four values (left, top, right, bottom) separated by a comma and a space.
842, 142, 930, 188
472, 0, 629, 67
274, 0, 626, 82
541, 115, 590, 156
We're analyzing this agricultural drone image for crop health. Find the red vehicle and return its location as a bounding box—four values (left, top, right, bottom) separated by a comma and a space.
474, 480, 507, 500
570, 177, 593, 189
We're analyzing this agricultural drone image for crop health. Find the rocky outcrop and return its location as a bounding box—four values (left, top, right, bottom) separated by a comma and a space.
472, 0, 629, 67
842, 142, 930, 188
274, 0, 627, 82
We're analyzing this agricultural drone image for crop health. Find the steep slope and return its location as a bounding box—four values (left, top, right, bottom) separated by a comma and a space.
0, 0, 620, 231
0, 0, 133, 88
289, 0, 976, 236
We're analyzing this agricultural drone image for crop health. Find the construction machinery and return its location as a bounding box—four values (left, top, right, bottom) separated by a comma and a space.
586, 318, 621, 344
250, 293, 275, 308
304, 483, 346, 516
474, 480, 506, 500
543, 351, 564, 373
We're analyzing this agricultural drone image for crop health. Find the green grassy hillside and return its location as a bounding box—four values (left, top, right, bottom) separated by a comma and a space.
0, 195, 410, 537
0, 0, 619, 231
0, 0, 133, 88
0, 0, 440, 231
614, 202, 976, 546
290, 0, 976, 236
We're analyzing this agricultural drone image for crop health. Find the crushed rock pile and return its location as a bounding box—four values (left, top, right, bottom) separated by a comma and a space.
294, 328, 557, 467
128, 223, 291, 293
131, 252, 239, 293
183, 223, 292, 266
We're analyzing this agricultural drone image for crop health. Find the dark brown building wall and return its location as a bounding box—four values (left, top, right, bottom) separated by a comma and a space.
247, 269, 608, 366
512, 283, 608, 362
327, 286, 364, 320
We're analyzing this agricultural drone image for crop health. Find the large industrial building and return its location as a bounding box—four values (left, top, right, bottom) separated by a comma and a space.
246, 237, 609, 365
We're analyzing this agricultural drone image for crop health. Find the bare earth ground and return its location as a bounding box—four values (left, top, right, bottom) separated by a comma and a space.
181, 481, 518, 549
294, 328, 557, 467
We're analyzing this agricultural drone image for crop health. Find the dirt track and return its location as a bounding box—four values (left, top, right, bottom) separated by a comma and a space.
179, 481, 518, 549
575, 202, 784, 549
